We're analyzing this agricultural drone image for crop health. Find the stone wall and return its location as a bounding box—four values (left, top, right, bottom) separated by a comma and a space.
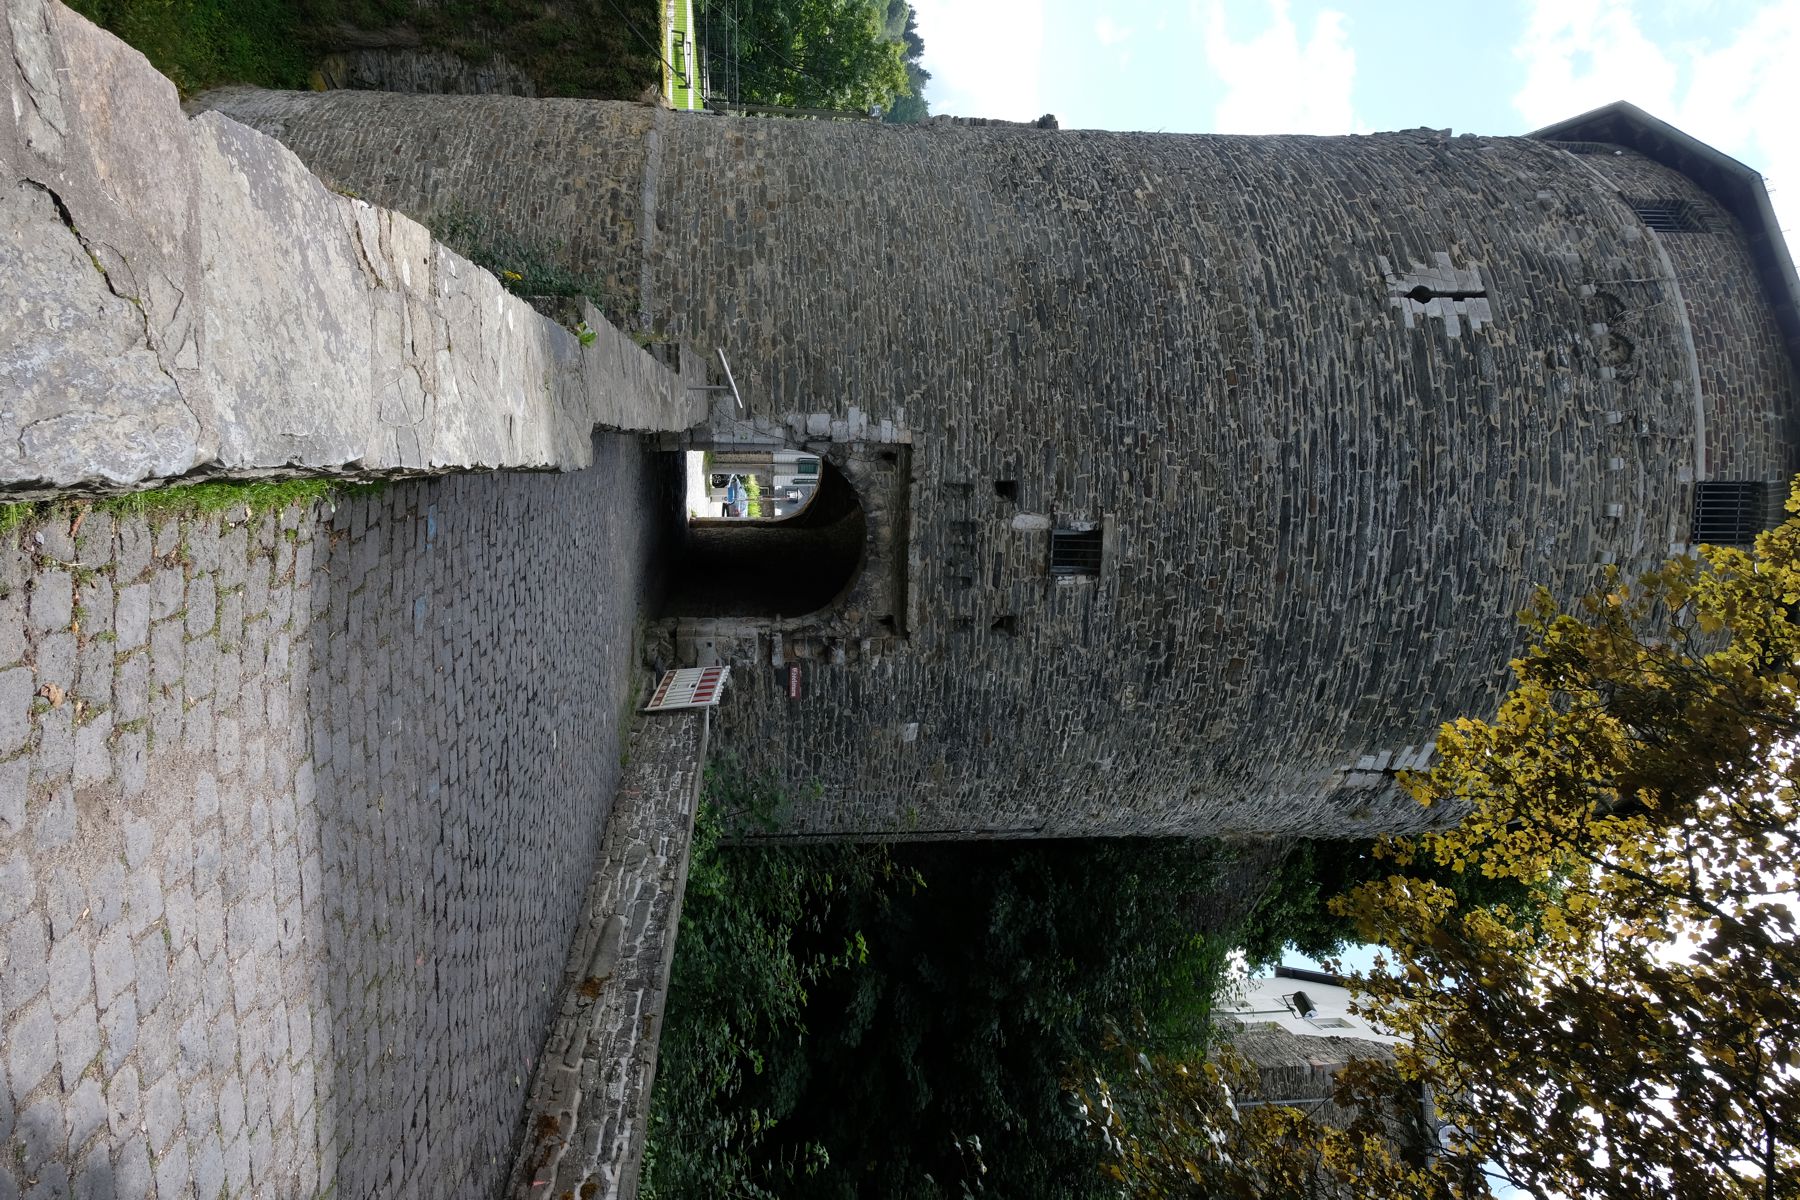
195, 91, 1800, 840
504, 711, 709, 1200
0, 2, 701, 499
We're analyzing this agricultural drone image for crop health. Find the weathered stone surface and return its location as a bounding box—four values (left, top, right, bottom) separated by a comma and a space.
504, 711, 709, 1200
0, 2, 700, 498
0, 180, 199, 487
0, 440, 669, 1197
204, 85, 1800, 842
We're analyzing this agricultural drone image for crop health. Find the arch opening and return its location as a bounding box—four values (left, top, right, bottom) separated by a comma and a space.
660, 451, 868, 619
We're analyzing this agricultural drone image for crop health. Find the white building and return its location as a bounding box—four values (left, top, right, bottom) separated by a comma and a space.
1218, 964, 1403, 1045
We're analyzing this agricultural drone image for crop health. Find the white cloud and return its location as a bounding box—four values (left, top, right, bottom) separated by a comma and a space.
909, 0, 1046, 122
1198, 0, 1359, 135
1094, 14, 1133, 46
1512, 0, 1800, 239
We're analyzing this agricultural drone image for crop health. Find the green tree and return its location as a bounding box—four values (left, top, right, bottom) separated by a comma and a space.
710, 0, 908, 112
1070, 1036, 1466, 1199
1334, 485, 1800, 1199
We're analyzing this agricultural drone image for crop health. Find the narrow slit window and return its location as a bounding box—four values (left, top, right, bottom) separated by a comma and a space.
1691, 481, 1781, 546
1627, 197, 1707, 233
1050, 527, 1103, 577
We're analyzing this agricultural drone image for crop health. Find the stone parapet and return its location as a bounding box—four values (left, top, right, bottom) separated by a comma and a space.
505, 710, 710, 1200
0, 0, 703, 499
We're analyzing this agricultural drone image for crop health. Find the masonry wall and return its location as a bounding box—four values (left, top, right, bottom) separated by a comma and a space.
202, 92, 1800, 839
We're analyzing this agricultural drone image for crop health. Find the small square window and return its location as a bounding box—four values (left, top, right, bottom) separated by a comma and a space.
1050, 527, 1103, 577
1691, 481, 1783, 546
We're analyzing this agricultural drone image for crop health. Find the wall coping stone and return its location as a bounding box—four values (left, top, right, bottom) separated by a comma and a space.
0, 0, 705, 498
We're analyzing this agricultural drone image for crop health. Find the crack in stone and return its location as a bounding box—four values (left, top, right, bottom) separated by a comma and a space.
25, 178, 205, 452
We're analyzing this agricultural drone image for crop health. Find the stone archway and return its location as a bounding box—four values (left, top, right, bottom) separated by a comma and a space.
660, 455, 867, 619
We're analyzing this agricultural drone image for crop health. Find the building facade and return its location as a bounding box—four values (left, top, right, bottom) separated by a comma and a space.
201, 90, 1800, 839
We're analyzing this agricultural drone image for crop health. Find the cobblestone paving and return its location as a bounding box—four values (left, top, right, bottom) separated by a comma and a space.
0, 435, 670, 1198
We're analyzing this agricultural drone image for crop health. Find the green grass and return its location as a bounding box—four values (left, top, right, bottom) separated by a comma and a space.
66, 0, 662, 100
302, 0, 663, 99
65, 0, 311, 93
0, 477, 381, 540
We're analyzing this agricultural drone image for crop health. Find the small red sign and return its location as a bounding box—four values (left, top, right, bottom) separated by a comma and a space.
788, 665, 802, 699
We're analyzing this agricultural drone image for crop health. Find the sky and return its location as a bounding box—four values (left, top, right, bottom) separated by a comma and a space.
907, 0, 1799, 240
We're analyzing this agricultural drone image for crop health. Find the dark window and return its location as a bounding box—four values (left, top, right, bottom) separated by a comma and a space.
994, 480, 1019, 502
1627, 197, 1707, 233
1692, 481, 1782, 545
1050, 527, 1103, 576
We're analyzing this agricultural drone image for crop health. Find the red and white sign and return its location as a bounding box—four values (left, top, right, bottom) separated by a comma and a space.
644, 666, 731, 713
788, 664, 802, 699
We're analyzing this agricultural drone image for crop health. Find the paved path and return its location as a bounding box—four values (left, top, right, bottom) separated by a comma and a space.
1, 437, 672, 1198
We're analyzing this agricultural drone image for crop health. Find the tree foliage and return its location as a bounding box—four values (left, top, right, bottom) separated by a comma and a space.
706, 0, 910, 113
1334, 486, 1800, 1199
1070, 1035, 1468, 1200
645, 771, 1259, 1198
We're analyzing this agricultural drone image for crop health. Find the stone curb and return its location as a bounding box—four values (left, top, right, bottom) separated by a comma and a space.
504, 710, 709, 1200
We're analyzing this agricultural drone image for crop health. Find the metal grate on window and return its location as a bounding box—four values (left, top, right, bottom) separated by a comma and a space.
1050, 527, 1103, 576
1627, 196, 1708, 233
1691, 481, 1783, 546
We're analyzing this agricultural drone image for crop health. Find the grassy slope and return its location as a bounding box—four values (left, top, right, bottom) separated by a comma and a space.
65, 0, 312, 92
65, 0, 661, 98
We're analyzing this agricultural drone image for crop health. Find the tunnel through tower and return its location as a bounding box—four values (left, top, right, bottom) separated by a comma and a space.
661, 451, 869, 619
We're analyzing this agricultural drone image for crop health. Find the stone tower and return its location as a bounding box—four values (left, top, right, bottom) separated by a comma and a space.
200, 91, 1800, 840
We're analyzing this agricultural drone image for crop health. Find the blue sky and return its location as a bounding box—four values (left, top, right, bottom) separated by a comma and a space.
908, 0, 1798, 239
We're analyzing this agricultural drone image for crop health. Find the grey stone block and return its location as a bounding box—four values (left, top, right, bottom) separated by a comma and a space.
126, 862, 162, 937
0, 667, 34, 757
34, 632, 75, 700
88, 860, 124, 928
193, 1129, 225, 1200
16, 1097, 62, 1176
100, 991, 137, 1077
113, 1135, 153, 1200
113, 650, 149, 723
0, 759, 27, 838
123, 816, 154, 870
34, 784, 75, 850
65, 1078, 106, 1151
132, 935, 169, 1016
57, 1001, 101, 1090
73, 1143, 113, 1200
149, 619, 183, 688
143, 1072, 184, 1154
8, 997, 56, 1097
115, 584, 150, 651
29, 572, 72, 632
73, 713, 112, 786
176, 1011, 209, 1080
73, 1144, 112, 1200
0, 854, 34, 925
186, 574, 216, 637
48, 932, 93, 1019
116, 524, 152, 583
93, 924, 134, 1010
116, 728, 148, 801
105, 1066, 141, 1140
151, 1132, 189, 1200
0, 591, 24, 669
